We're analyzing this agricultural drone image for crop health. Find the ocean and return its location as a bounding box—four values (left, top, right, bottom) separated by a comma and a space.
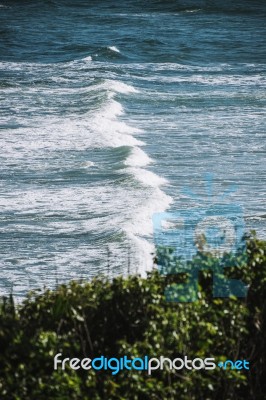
0, 0, 265, 297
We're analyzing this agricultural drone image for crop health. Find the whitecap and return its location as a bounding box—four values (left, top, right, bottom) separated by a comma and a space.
129, 167, 168, 187
106, 80, 139, 94
82, 55, 92, 62
125, 147, 152, 167
108, 46, 120, 53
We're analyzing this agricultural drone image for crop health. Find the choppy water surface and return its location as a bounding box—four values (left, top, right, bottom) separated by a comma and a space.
0, 0, 265, 297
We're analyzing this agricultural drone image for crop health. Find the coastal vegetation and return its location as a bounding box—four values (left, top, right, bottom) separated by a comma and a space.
0, 234, 265, 399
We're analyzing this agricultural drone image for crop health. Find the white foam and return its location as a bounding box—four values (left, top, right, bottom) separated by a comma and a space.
129, 167, 168, 187
106, 80, 139, 94
68, 55, 92, 65
183, 9, 202, 13
89, 99, 145, 147
98, 98, 124, 117
82, 55, 92, 62
146, 74, 266, 86
124, 189, 172, 236
0, 97, 145, 155
0, 59, 174, 291
122, 187, 173, 273
125, 233, 155, 274
125, 147, 152, 167
108, 46, 120, 53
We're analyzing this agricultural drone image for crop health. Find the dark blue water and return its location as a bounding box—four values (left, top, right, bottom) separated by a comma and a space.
0, 0, 265, 297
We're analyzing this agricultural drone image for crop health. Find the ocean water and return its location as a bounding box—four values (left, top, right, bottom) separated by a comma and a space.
0, 0, 265, 297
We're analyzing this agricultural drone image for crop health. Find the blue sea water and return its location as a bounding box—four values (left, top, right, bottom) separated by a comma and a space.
0, 0, 265, 297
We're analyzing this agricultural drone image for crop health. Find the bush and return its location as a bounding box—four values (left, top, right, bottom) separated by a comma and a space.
0, 234, 265, 399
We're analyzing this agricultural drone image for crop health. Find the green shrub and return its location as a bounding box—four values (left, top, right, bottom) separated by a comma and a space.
0, 234, 265, 399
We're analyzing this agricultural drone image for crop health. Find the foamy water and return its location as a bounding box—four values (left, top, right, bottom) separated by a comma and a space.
0, 0, 265, 297
0, 56, 171, 296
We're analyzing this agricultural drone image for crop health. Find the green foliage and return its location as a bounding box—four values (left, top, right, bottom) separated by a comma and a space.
0, 234, 265, 399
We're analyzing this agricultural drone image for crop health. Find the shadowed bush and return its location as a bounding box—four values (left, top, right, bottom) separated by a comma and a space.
0, 234, 265, 400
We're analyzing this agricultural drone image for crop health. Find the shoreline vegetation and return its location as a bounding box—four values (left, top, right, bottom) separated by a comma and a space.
0, 234, 265, 399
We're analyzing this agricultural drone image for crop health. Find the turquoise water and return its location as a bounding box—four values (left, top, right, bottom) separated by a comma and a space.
0, 0, 265, 297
